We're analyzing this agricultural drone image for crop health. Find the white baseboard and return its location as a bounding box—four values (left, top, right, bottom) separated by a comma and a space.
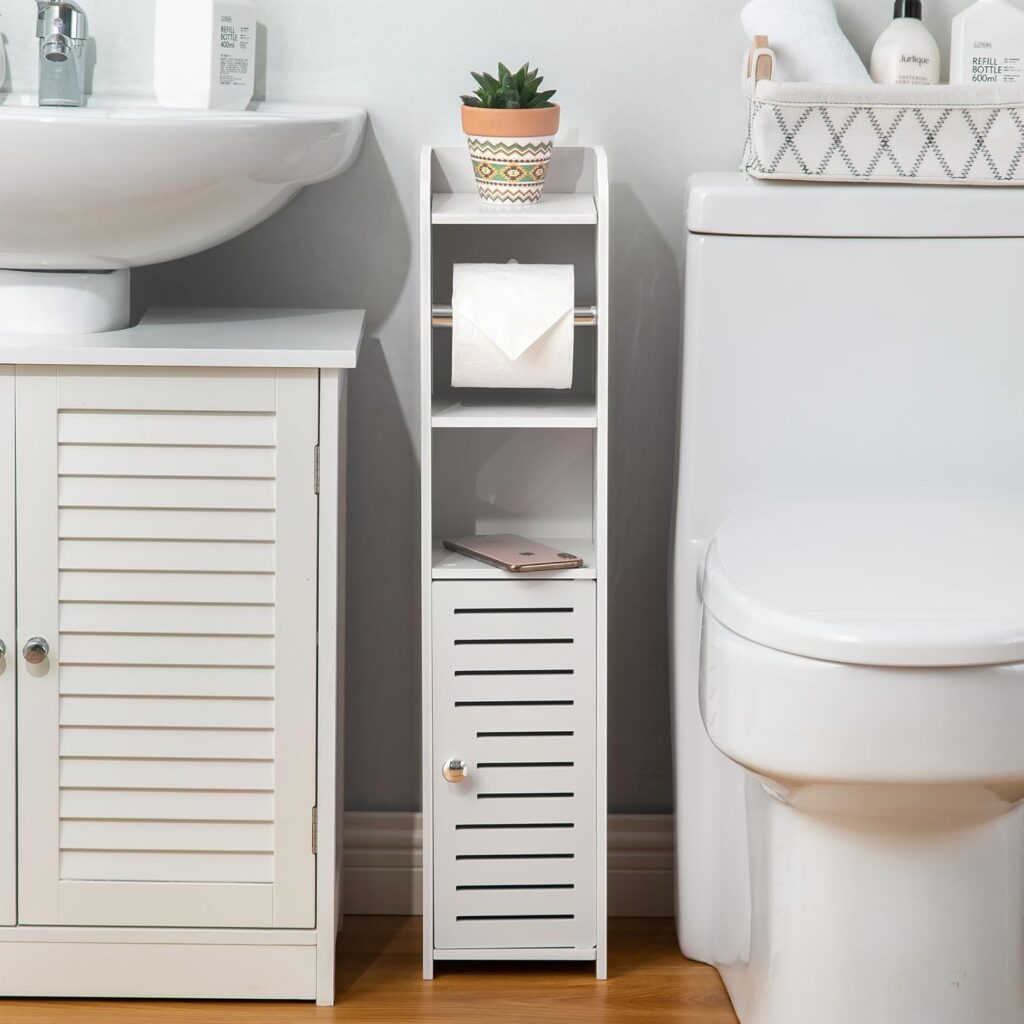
342, 812, 674, 918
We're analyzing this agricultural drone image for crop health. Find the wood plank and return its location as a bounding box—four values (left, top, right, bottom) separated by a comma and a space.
57, 367, 278, 412
58, 444, 276, 479
272, 369, 319, 929
59, 539, 275, 573
59, 572, 275, 605
0, 940, 315, 999
58, 508, 276, 542
16, 366, 62, 924
59, 820, 274, 852
56, 880, 273, 928
0, 368, 13, 926
58, 696, 274, 730
59, 789, 273, 822
59, 664, 275, 698
58, 634, 275, 667
57, 411, 275, 448
60, 850, 274, 884
59, 602, 274, 637
59, 758, 274, 791
58, 476, 276, 511
59, 727, 274, 760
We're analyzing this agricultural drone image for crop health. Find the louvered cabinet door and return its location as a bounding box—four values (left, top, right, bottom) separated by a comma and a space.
15, 366, 319, 928
432, 580, 597, 952
0, 367, 14, 926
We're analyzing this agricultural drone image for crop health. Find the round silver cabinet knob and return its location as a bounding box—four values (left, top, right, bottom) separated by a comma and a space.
22, 637, 50, 665
442, 758, 468, 784
0, 639, 5, 660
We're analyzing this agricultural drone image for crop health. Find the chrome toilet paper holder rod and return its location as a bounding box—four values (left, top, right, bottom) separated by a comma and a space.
431, 304, 599, 328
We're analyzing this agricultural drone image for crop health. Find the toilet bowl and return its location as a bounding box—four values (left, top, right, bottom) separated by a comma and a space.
674, 174, 1024, 1024
698, 496, 1024, 1023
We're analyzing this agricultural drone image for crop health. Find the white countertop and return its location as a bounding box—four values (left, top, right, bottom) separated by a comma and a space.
0, 307, 364, 368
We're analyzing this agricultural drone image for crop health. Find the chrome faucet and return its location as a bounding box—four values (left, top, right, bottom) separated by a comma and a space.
35, 0, 88, 107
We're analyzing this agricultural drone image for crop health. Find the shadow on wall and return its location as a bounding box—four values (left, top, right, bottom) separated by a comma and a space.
607, 182, 683, 812
132, 124, 423, 811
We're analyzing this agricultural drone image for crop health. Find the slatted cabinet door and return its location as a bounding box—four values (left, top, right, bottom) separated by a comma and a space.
432, 580, 597, 952
15, 366, 319, 929
0, 367, 14, 926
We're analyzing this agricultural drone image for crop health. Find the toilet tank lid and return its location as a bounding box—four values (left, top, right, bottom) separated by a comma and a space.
687, 173, 1024, 238
701, 496, 1024, 668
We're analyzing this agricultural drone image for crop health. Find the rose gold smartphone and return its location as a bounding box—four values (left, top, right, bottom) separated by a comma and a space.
443, 534, 584, 573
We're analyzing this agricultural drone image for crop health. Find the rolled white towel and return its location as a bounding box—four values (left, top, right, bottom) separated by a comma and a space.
741, 0, 871, 84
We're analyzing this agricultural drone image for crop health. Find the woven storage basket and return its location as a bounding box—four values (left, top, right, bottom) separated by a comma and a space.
743, 36, 1024, 185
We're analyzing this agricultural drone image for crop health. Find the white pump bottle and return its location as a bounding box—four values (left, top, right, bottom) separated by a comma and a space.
951, 0, 1024, 85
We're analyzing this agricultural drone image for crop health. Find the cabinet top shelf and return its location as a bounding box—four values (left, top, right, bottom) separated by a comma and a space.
432, 193, 598, 226
0, 308, 364, 370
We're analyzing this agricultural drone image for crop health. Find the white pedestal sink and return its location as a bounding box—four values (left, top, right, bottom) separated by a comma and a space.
0, 97, 366, 334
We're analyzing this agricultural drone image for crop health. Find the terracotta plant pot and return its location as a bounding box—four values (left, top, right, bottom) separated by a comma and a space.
461, 104, 561, 206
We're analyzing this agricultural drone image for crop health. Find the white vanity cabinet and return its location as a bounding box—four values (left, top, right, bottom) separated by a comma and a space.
0, 309, 361, 1005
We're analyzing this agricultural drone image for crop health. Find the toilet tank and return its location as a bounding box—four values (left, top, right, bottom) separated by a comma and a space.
674, 172, 1024, 964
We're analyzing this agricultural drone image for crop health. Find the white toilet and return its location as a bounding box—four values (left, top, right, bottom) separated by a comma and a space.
674, 174, 1024, 1024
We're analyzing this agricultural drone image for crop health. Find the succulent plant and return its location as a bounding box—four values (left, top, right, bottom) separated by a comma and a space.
461, 63, 557, 110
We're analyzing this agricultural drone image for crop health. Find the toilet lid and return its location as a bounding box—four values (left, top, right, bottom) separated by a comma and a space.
701, 496, 1024, 668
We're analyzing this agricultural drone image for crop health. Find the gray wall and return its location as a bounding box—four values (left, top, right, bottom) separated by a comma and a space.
1, 0, 966, 813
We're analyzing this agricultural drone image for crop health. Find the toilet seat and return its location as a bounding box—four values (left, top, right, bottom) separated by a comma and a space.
701, 496, 1024, 668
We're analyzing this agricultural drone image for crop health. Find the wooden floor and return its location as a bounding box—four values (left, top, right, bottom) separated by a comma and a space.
0, 917, 738, 1023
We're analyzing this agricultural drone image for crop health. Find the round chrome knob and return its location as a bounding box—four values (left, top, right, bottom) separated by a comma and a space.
0, 640, 5, 660
442, 758, 468, 784
22, 637, 49, 665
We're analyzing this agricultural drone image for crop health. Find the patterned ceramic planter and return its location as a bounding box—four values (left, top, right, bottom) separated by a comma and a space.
461, 104, 561, 205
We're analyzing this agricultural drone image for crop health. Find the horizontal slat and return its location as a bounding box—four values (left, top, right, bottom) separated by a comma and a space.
60, 665, 274, 698
464, 737, 589, 770
59, 696, 274, 730
58, 411, 275, 448
59, 477, 276, 511
453, 887, 578, 916
60, 850, 273, 884
59, 820, 273, 852
452, 704, 581, 736
58, 445, 276, 479
449, 677, 580, 704
59, 728, 273, 760
55, 879, 274, 928
60, 758, 274, 791
59, 789, 273, 822
450, 824, 587, 858
452, 796, 581, 826
59, 634, 275, 667
448, 610, 583, 641
58, 367, 277, 412
59, 603, 274, 638
450, 856, 579, 887
442, 915, 584, 951
449, 644, 580, 673
59, 572, 275, 606
59, 540, 274, 573
470, 765, 581, 792
59, 508, 275, 542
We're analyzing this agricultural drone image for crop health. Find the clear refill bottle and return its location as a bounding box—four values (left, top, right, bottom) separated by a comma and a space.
154, 0, 257, 111
871, 0, 941, 85
951, 0, 1024, 85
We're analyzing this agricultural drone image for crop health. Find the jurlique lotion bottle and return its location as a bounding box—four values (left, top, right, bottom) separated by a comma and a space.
871, 0, 941, 85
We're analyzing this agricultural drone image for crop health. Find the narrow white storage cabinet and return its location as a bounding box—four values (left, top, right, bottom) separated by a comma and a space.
0, 308, 361, 1004
420, 146, 609, 977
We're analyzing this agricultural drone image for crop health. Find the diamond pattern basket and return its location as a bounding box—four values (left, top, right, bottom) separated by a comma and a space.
743, 37, 1024, 186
